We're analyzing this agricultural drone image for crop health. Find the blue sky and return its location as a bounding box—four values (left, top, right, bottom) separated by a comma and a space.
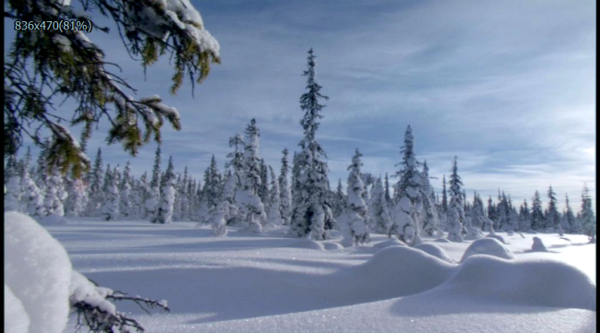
6, 0, 595, 212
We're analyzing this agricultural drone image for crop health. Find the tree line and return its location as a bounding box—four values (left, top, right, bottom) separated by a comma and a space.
4, 49, 596, 244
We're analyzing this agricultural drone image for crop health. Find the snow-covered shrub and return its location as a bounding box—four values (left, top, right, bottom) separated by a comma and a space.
69, 271, 170, 333
530, 237, 548, 252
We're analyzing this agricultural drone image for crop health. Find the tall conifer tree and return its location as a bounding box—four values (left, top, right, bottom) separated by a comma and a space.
289, 49, 336, 240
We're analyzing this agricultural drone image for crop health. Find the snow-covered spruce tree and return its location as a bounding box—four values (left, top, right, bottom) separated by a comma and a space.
446, 156, 464, 242
563, 194, 581, 234
101, 168, 120, 221
15, 146, 32, 178
16, 147, 33, 205
86, 148, 104, 216
278, 148, 293, 225
210, 170, 238, 236
172, 173, 182, 220
65, 172, 88, 217
147, 145, 162, 223
519, 199, 532, 232
332, 179, 346, 218
486, 195, 496, 231
368, 176, 392, 234
200, 155, 223, 220
290, 151, 301, 211
133, 172, 148, 219
419, 160, 440, 237
546, 186, 561, 232
119, 161, 133, 218
4, 152, 18, 185
235, 118, 267, 233
190, 179, 203, 221
258, 160, 270, 208
441, 175, 448, 215
21, 164, 46, 216
498, 192, 518, 232
495, 192, 506, 231
530, 190, 545, 231
508, 198, 520, 232
465, 193, 484, 239
361, 173, 374, 203
463, 200, 473, 237
340, 149, 371, 246
4, 155, 22, 212
580, 185, 596, 242
177, 167, 190, 221
384, 173, 392, 206
43, 166, 69, 217
289, 49, 336, 240
266, 166, 284, 227
389, 125, 424, 245
157, 156, 176, 224
34, 140, 51, 192
224, 133, 245, 225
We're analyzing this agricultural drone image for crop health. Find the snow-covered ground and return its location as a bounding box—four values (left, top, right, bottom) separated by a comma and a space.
42, 218, 595, 333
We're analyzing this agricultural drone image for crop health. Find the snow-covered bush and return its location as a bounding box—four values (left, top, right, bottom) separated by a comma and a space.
69, 271, 170, 333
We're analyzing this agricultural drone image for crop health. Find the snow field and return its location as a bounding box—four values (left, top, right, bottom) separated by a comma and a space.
33, 218, 597, 332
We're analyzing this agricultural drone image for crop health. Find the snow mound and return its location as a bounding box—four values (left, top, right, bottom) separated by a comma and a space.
4, 212, 73, 333
531, 237, 548, 252
433, 237, 451, 243
486, 234, 506, 244
447, 255, 596, 311
39, 213, 69, 225
372, 238, 406, 250
354, 246, 454, 296
5, 284, 30, 333
287, 239, 325, 250
461, 237, 514, 262
415, 243, 455, 264
323, 242, 344, 250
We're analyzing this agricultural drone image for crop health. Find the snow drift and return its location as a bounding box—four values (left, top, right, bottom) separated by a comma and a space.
445, 255, 596, 311
460, 237, 515, 262
4, 211, 73, 333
